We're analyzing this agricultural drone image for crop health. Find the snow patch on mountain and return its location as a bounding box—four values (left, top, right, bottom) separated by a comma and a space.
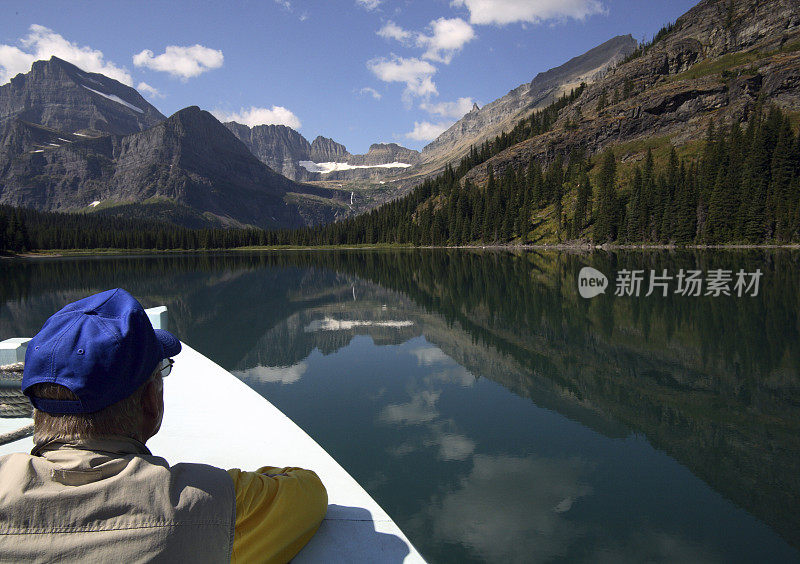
298, 160, 412, 174
82, 86, 143, 113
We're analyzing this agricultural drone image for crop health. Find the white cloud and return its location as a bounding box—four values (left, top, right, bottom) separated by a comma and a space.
389, 441, 418, 457
0, 24, 132, 85
389, 428, 476, 460
420, 18, 476, 63
451, 0, 606, 25
378, 18, 475, 64
274, 0, 292, 10
420, 96, 475, 118
233, 362, 307, 385
133, 44, 223, 80
378, 21, 414, 44
405, 120, 452, 142
137, 81, 162, 98
0, 46, 34, 84
212, 105, 302, 129
358, 86, 382, 99
356, 0, 382, 10
368, 56, 437, 102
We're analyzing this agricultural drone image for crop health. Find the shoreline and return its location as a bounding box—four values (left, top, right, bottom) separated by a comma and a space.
4, 242, 800, 258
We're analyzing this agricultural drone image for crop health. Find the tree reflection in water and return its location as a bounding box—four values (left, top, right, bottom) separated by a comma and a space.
1, 249, 798, 561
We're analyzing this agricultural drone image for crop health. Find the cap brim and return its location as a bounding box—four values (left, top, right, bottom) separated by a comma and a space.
154, 329, 182, 358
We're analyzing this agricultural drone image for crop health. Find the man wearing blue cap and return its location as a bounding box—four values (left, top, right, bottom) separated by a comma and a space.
0, 288, 327, 562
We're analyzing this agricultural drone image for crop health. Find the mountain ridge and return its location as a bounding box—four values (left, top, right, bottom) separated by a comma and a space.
419, 35, 638, 171
0, 104, 347, 228
0, 56, 165, 135
224, 121, 420, 181
461, 0, 800, 188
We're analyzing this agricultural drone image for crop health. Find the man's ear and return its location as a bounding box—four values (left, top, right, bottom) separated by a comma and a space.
142, 379, 159, 415
140, 376, 164, 440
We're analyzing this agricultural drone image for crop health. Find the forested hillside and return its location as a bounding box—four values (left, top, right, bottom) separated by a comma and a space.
1, 102, 797, 252
295, 103, 799, 246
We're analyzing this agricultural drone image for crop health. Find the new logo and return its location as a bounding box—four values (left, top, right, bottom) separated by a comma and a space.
578, 267, 608, 298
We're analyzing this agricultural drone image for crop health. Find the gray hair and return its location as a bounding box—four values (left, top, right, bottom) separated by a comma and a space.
29, 371, 159, 445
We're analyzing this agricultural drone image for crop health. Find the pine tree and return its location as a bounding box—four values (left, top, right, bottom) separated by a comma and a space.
574, 172, 591, 234
593, 150, 618, 242
769, 117, 795, 241
596, 89, 607, 113
674, 162, 697, 243
660, 146, 680, 241
744, 119, 770, 241
642, 148, 655, 238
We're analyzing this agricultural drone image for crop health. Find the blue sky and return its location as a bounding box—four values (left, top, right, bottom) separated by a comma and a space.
1, 0, 698, 153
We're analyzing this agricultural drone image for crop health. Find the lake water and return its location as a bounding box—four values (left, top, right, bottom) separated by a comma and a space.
1, 250, 798, 563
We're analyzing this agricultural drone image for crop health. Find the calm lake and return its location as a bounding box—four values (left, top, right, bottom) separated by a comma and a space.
1, 250, 799, 563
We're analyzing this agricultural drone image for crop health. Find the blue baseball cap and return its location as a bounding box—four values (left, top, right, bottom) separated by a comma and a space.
22, 288, 181, 414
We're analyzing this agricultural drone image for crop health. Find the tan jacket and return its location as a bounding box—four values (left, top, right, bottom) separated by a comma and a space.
0, 438, 235, 563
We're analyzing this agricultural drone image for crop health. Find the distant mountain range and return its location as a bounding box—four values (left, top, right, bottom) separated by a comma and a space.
220, 36, 634, 187
223, 122, 420, 181
6, 0, 790, 236
0, 33, 639, 230
0, 57, 348, 228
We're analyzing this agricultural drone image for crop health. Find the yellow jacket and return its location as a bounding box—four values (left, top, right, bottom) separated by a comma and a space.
228, 466, 328, 563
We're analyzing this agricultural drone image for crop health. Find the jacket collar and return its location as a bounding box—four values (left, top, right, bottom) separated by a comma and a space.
31, 436, 152, 458
28, 437, 155, 483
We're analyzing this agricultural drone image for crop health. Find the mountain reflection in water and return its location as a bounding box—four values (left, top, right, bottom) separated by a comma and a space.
1, 250, 798, 563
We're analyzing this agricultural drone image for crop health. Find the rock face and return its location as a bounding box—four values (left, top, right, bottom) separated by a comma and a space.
672, 0, 799, 57
0, 56, 165, 135
0, 106, 344, 228
224, 122, 312, 180
0, 120, 84, 168
421, 35, 638, 170
462, 0, 800, 187
309, 136, 350, 163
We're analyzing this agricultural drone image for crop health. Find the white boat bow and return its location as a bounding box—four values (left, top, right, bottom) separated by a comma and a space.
0, 307, 425, 563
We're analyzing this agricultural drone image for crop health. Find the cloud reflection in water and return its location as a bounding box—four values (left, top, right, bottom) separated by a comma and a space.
428, 454, 593, 563
233, 362, 308, 385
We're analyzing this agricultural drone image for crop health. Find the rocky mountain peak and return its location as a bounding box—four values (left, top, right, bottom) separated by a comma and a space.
310, 136, 350, 162
0, 56, 165, 136
351, 142, 421, 166
420, 34, 637, 169
0, 104, 345, 229
528, 34, 636, 92
147, 106, 260, 167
